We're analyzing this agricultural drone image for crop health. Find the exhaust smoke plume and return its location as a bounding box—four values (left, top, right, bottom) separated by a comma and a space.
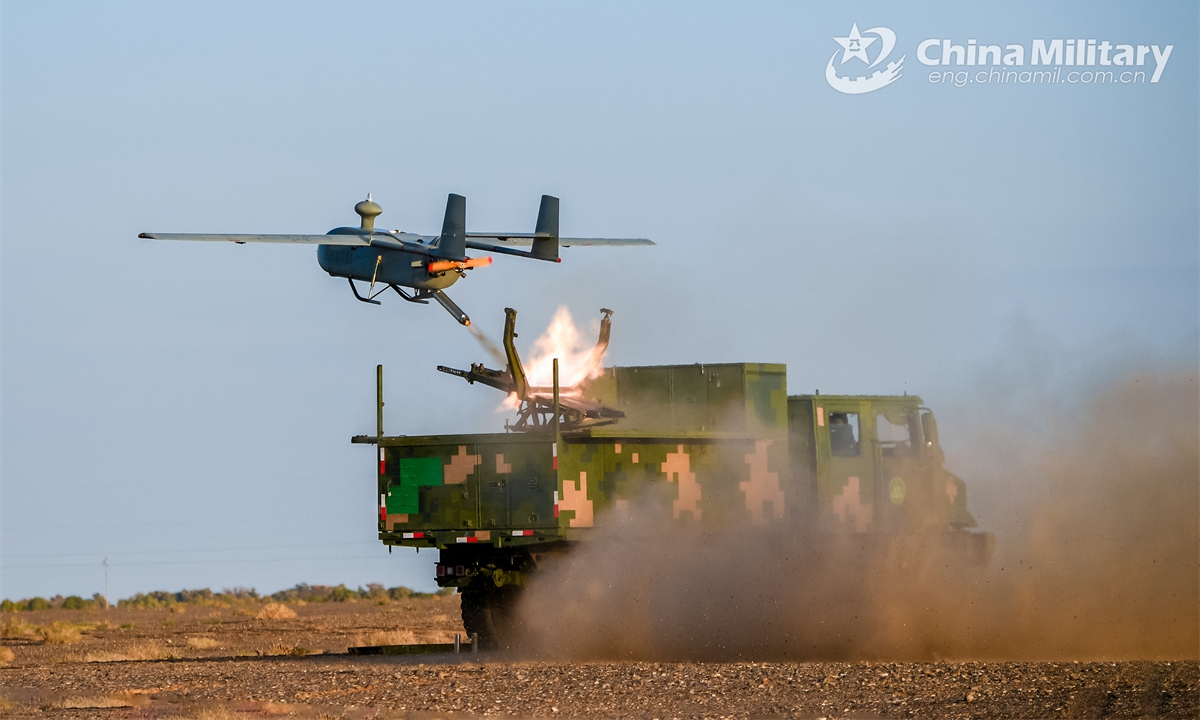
514, 365, 1199, 661
467, 323, 507, 366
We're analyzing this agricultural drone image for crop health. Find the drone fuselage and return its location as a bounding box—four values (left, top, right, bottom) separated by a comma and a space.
316, 229, 458, 291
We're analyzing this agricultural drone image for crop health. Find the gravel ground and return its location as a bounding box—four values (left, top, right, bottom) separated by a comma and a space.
1, 600, 1196, 718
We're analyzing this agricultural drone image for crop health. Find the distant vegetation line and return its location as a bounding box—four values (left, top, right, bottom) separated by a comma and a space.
1, 583, 453, 612
5, 538, 380, 561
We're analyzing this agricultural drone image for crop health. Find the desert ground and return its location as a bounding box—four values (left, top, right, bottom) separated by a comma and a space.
1, 597, 1196, 719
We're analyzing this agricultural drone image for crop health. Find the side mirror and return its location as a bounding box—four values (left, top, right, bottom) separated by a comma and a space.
921, 411, 939, 450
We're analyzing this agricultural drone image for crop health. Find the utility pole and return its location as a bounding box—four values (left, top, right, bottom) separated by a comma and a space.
103, 558, 109, 609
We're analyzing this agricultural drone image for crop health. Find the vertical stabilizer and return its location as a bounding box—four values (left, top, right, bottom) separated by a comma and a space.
531, 195, 559, 261
434, 193, 467, 260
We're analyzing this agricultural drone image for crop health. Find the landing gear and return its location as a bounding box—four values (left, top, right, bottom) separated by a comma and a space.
346, 278, 471, 326
460, 584, 522, 650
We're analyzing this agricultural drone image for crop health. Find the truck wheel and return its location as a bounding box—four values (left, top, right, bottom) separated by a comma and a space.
460, 585, 520, 650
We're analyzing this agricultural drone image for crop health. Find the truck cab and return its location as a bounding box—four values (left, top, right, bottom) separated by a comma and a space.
787, 394, 980, 537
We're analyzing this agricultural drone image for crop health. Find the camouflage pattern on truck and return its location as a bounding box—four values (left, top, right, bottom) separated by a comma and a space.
371, 364, 790, 547
354, 361, 990, 648
369, 377, 981, 549
352, 311, 991, 646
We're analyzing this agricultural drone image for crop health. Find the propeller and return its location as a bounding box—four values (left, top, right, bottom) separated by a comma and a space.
428, 256, 493, 274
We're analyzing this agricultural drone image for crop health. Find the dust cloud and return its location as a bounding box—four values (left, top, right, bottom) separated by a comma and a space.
513, 366, 1199, 662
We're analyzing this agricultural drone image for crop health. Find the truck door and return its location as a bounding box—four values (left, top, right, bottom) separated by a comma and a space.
814, 402, 877, 533
874, 405, 921, 532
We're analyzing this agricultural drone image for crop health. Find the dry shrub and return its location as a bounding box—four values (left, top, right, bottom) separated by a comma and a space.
39, 621, 83, 644
53, 695, 135, 709
256, 701, 300, 715
354, 629, 416, 647
0, 618, 36, 639
261, 643, 313, 657
84, 641, 171, 662
0, 646, 15, 665
169, 605, 187, 614
256, 602, 298, 620
185, 636, 220, 650
182, 706, 243, 720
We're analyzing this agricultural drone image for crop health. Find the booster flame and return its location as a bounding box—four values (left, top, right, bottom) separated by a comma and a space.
501, 306, 608, 410
526, 307, 608, 387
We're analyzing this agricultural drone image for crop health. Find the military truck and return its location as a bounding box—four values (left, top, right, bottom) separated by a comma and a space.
354, 309, 992, 647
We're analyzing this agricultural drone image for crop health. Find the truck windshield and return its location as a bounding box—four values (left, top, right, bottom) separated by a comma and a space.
877, 410, 914, 456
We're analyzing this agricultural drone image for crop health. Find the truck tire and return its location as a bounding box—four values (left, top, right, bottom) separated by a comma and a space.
460, 585, 520, 650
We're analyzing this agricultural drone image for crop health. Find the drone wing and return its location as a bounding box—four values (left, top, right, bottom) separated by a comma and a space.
466, 234, 654, 248
140, 195, 653, 261
138, 232, 419, 252
561, 237, 655, 246
139, 233, 364, 244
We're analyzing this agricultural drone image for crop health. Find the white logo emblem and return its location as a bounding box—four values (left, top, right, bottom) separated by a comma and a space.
826, 23, 905, 95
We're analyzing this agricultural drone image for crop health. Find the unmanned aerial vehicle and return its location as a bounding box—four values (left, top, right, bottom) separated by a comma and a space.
140, 194, 652, 326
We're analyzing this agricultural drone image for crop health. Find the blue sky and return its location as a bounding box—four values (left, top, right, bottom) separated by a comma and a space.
3, 1, 1196, 600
